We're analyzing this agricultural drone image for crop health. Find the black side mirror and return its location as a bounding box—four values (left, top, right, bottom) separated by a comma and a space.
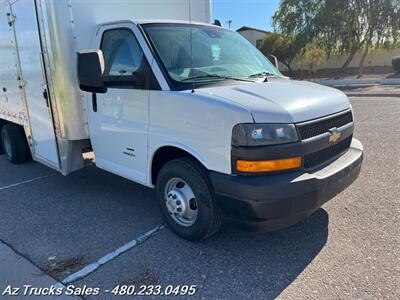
77, 50, 107, 93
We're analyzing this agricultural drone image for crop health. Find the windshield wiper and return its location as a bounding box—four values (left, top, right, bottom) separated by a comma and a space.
182, 74, 253, 82
247, 71, 278, 78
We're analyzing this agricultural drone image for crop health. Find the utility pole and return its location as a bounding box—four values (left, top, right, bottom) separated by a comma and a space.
226, 20, 232, 29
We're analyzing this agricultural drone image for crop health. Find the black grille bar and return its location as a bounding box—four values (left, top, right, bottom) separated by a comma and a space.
297, 111, 353, 140
304, 136, 352, 169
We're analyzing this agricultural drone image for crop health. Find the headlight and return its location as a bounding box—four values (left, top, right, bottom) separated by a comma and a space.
232, 123, 298, 146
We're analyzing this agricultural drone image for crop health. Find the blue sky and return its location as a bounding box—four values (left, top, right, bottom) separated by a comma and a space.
212, 0, 280, 31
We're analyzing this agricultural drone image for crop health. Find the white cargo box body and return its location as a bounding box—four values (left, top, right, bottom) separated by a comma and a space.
0, 0, 210, 174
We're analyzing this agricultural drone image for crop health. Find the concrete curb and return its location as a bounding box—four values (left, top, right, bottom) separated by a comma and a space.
316, 78, 400, 87
0, 242, 78, 299
345, 93, 400, 98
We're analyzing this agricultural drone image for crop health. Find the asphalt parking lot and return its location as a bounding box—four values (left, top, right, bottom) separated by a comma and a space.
0, 96, 399, 299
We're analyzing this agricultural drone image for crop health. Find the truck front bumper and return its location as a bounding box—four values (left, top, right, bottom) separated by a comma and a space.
210, 138, 363, 231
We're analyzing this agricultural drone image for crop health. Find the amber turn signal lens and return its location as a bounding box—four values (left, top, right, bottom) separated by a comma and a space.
236, 157, 302, 173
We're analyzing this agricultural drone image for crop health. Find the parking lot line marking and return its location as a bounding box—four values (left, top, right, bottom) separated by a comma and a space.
60, 224, 165, 285
0, 173, 56, 191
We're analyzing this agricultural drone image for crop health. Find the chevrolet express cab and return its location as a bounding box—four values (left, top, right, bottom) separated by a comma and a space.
0, 0, 363, 241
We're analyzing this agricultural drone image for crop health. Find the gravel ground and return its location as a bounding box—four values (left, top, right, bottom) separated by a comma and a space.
0, 96, 398, 299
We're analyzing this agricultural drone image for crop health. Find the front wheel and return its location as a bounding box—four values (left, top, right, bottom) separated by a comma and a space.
156, 158, 222, 241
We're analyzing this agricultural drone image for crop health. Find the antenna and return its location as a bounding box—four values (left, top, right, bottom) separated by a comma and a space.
189, 0, 195, 93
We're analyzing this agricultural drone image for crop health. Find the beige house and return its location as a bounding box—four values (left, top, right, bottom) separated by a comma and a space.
237, 26, 271, 49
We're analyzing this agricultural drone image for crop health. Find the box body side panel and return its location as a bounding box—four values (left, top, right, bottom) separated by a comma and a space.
11, 0, 60, 167
0, 1, 27, 126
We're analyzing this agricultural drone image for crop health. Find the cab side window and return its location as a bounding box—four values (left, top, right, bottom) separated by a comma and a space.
101, 29, 144, 77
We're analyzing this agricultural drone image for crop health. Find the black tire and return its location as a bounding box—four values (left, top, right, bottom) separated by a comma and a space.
1, 124, 30, 164
156, 157, 222, 241
0, 121, 5, 155
0, 135, 3, 155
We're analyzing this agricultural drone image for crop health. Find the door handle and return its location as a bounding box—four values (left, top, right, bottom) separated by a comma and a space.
92, 93, 97, 112
43, 88, 49, 107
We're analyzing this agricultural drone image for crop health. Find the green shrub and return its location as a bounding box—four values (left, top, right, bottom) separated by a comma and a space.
392, 56, 400, 73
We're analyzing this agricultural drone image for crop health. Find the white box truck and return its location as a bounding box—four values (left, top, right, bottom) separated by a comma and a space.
0, 0, 363, 241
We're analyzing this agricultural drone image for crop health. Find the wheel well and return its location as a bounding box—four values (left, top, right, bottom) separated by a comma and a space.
0, 119, 9, 131
151, 146, 203, 185
0, 120, 26, 137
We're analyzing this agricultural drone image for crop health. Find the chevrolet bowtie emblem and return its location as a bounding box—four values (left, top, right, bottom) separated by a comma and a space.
329, 128, 341, 143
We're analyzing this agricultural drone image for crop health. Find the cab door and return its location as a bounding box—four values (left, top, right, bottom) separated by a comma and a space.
88, 25, 151, 184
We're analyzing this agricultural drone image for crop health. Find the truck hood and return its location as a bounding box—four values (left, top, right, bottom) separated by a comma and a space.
197, 79, 350, 123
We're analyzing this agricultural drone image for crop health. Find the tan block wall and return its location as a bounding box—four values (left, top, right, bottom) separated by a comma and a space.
291, 48, 400, 70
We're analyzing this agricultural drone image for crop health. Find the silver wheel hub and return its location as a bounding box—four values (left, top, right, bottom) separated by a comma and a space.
164, 178, 198, 227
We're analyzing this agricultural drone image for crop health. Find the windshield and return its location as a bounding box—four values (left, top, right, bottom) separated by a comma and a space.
142, 23, 282, 84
